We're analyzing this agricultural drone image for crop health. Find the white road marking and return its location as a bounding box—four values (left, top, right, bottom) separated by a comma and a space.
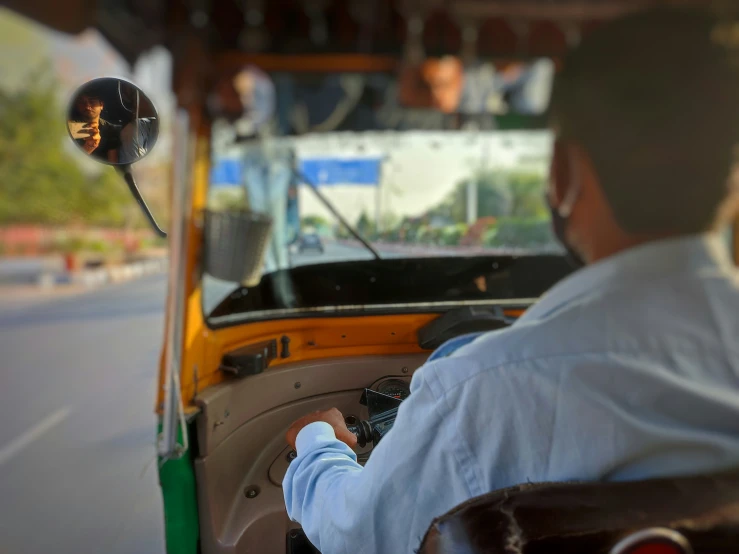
0, 407, 72, 466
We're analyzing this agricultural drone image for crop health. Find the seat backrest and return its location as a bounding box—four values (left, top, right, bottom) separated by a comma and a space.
417, 470, 739, 554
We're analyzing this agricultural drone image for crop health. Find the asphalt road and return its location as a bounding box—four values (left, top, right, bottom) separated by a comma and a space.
0, 274, 167, 554
0, 242, 399, 553
0, 257, 63, 285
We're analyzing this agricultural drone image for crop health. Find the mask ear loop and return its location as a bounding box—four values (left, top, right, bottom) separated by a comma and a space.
558, 146, 582, 218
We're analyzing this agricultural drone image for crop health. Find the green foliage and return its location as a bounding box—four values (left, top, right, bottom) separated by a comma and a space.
0, 64, 133, 226
439, 223, 468, 246
369, 169, 554, 251
141, 235, 168, 250
427, 169, 548, 223
379, 212, 399, 233
52, 235, 119, 254
483, 217, 556, 249
356, 211, 376, 239
335, 224, 352, 240
53, 236, 86, 253
86, 238, 113, 253
506, 172, 549, 219
301, 215, 331, 229
396, 217, 425, 243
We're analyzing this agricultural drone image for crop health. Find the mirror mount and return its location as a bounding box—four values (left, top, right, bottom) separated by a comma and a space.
68, 77, 167, 238
118, 165, 168, 238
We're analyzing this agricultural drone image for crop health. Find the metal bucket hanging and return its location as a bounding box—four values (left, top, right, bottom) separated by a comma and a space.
203, 209, 273, 287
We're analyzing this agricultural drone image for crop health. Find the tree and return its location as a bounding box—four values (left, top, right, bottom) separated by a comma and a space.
475, 171, 513, 218
425, 169, 547, 223
0, 64, 133, 226
355, 210, 375, 238
300, 215, 331, 229
380, 212, 397, 230
507, 172, 548, 218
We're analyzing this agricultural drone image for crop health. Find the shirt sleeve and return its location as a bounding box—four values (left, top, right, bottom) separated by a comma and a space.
282, 362, 481, 554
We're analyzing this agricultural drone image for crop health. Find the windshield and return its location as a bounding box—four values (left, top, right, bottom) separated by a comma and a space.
202, 66, 568, 324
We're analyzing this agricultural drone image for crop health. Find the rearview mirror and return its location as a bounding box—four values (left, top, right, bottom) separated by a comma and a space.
68, 77, 159, 164
67, 78, 166, 237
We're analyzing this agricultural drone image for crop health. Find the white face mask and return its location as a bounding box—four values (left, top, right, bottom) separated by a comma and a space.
547, 144, 584, 267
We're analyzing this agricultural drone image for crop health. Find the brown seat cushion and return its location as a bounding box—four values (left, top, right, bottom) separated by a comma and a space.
417, 470, 739, 554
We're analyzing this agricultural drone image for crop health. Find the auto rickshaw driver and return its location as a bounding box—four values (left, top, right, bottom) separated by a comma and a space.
282, 7, 739, 554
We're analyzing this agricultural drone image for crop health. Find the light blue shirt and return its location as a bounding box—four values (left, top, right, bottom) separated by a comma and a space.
283, 233, 739, 554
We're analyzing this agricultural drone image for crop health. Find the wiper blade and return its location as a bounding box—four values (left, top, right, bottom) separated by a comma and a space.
294, 169, 381, 260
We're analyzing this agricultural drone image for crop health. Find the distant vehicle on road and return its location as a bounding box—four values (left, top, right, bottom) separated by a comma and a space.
298, 233, 324, 254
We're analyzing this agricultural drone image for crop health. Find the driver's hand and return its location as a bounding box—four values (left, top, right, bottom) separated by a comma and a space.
84, 122, 99, 136
286, 408, 357, 451
82, 125, 101, 154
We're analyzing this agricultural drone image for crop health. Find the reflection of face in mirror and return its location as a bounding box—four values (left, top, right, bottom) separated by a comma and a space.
67, 78, 159, 166
421, 57, 465, 114
69, 92, 108, 157
75, 95, 104, 123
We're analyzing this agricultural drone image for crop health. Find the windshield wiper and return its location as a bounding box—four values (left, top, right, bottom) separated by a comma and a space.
294, 169, 381, 260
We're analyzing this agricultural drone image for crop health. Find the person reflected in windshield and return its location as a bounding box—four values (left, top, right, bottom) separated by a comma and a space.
282, 7, 739, 554
421, 56, 466, 113
211, 65, 297, 306
405, 55, 554, 114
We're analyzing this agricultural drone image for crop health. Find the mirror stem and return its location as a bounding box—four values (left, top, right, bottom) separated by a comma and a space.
117, 165, 168, 238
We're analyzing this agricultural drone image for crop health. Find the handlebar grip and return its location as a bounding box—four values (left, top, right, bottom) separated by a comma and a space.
347, 420, 372, 448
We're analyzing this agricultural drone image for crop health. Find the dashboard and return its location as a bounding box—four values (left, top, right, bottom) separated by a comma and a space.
191, 304, 534, 553
193, 353, 428, 554
193, 297, 534, 553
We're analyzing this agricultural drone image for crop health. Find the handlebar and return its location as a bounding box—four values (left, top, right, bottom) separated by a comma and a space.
346, 407, 399, 448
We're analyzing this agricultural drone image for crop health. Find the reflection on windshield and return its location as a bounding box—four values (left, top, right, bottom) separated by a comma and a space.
203, 129, 558, 314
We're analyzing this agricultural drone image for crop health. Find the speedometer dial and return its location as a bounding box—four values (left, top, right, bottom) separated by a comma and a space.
376, 379, 410, 400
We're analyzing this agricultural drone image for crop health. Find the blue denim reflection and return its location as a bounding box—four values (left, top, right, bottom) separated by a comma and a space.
241, 141, 293, 274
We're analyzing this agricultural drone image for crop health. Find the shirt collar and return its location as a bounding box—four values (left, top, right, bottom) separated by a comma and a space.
518, 232, 734, 324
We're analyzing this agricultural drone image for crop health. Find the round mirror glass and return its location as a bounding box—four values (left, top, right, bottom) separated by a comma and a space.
67, 78, 159, 165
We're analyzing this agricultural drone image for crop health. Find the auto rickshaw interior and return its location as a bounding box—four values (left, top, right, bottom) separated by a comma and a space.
7, 0, 739, 553
192, 49, 575, 552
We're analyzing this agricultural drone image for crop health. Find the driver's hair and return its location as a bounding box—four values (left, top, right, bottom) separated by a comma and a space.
69, 83, 107, 122
550, 7, 739, 234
